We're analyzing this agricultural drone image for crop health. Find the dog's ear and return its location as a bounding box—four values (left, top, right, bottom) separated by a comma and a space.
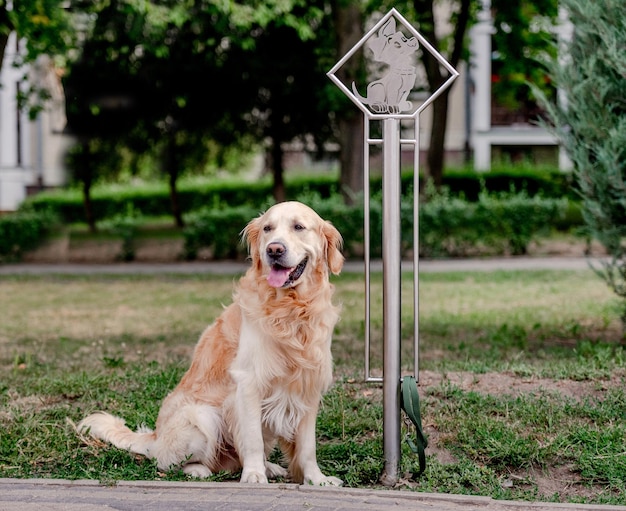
368, 32, 387, 61
380, 17, 396, 37
323, 221, 344, 275
241, 214, 264, 273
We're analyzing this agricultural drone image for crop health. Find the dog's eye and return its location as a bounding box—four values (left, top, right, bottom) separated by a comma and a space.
263, 225, 273, 233
294, 223, 305, 231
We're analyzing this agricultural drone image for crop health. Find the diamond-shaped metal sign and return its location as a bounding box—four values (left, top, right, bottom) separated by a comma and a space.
327, 8, 459, 119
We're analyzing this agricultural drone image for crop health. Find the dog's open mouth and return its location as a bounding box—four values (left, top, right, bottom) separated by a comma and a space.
267, 258, 308, 288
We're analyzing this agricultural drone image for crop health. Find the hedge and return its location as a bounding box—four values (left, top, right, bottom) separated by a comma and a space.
182, 191, 568, 260
0, 210, 59, 262
1, 191, 567, 262
22, 170, 573, 225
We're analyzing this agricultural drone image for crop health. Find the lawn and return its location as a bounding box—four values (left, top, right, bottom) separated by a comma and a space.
1, 269, 625, 504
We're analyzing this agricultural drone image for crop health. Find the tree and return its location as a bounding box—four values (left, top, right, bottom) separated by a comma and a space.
330, 0, 365, 202
236, 19, 337, 202
0, 0, 72, 111
370, 0, 558, 187
535, 0, 626, 325
411, 0, 471, 187
64, 0, 338, 219
490, 0, 558, 125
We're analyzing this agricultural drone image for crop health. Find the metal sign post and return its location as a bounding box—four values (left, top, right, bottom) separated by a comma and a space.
328, 8, 458, 485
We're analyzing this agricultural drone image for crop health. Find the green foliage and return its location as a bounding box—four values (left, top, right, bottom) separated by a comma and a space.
1, 1, 74, 116
182, 205, 259, 260
22, 170, 571, 225
535, 0, 626, 319
180, 189, 566, 260
490, 0, 558, 114
420, 187, 567, 257
100, 205, 144, 262
0, 210, 58, 262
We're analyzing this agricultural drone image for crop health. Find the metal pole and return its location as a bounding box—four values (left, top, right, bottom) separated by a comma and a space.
380, 117, 402, 486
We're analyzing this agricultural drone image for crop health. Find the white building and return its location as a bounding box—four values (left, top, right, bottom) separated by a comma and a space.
0, 33, 71, 212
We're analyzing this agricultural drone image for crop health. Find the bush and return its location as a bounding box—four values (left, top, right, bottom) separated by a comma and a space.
182, 205, 260, 260
180, 190, 568, 260
21, 170, 573, 226
100, 205, 144, 261
0, 210, 59, 262
420, 189, 567, 257
535, 0, 626, 322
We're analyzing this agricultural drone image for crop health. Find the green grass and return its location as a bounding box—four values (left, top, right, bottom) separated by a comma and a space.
1, 270, 625, 504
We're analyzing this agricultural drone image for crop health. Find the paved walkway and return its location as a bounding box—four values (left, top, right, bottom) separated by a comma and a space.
1, 478, 624, 511
0, 256, 603, 276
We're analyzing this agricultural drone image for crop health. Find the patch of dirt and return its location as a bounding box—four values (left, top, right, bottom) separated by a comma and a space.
527, 238, 606, 258
418, 369, 624, 403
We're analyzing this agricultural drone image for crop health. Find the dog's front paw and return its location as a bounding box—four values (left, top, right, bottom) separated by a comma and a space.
241, 468, 269, 484
322, 476, 344, 487
304, 474, 343, 487
182, 463, 212, 478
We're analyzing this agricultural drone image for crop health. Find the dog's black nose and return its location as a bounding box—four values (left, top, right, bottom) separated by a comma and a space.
266, 242, 286, 260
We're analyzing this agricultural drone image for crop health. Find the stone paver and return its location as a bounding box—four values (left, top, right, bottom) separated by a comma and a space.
1, 479, 625, 511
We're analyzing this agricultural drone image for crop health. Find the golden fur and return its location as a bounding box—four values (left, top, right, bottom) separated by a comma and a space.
77, 201, 344, 486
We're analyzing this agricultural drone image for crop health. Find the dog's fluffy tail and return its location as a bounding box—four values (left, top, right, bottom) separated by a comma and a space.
77, 411, 156, 457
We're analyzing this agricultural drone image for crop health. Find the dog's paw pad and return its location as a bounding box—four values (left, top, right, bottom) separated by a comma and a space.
304, 475, 344, 487
182, 463, 212, 478
241, 470, 269, 484
320, 476, 343, 487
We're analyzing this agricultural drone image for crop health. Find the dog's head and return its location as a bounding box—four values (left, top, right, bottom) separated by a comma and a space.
242, 201, 344, 289
368, 18, 418, 64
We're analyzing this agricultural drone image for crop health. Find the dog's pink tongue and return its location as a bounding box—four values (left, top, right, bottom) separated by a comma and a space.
267, 267, 291, 288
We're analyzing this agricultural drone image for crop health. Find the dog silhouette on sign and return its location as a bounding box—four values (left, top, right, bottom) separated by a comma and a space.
352, 18, 418, 114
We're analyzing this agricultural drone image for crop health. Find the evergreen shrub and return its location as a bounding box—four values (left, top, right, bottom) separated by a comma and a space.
0, 210, 59, 262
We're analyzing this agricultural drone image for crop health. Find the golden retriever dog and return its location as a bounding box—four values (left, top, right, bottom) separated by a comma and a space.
77, 201, 344, 486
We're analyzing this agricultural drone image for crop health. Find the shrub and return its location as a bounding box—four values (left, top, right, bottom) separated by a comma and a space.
0, 210, 59, 262
100, 204, 144, 261
21, 170, 574, 226
180, 190, 567, 260
535, 0, 626, 322
420, 189, 567, 257
182, 205, 260, 260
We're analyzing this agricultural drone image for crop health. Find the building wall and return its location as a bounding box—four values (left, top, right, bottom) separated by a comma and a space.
0, 35, 70, 212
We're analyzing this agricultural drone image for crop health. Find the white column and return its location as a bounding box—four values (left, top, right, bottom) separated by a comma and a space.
556, 6, 573, 171
0, 33, 22, 169
469, 0, 493, 171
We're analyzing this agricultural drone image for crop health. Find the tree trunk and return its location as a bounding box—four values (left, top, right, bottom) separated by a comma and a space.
427, 89, 451, 188
168, 168, 184, 228
413, 0, 471, 188
332, 0, 364, 203
164, 135, 185, 228
80, 142, 97, 233
270, 140, 286, 203
338, 114, 364, 203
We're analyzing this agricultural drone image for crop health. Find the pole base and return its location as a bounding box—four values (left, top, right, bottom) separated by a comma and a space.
380, 471, 398, 487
